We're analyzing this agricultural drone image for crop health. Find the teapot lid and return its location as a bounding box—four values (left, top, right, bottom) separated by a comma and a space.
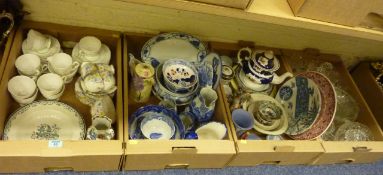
253, 50, 280, 72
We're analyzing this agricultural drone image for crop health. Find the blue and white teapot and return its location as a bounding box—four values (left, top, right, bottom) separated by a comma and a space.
237, 47, 292, 85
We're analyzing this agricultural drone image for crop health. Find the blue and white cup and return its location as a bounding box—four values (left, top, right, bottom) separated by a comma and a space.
232, 109, 254, 137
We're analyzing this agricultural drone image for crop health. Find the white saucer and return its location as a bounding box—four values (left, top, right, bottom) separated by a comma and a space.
22, 35, 61, 60
72, 43, 111, 64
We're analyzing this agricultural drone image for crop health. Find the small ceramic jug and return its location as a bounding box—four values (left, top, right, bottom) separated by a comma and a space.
129, 54, 155, 103
0, 10, 14, 46
86, 116, 115, 140
189, 86, 218, 123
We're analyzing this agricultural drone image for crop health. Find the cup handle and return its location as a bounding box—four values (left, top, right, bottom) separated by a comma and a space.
41, 64, 48, 72
61, 76, 68, 82
237, 47, 252, 64
72, 61, 80, 71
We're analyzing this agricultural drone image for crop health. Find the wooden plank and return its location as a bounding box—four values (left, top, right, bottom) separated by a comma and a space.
20, 0, 383, 60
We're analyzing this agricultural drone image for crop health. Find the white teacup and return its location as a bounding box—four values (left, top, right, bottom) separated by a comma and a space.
79, 36, 102, 56
37, 73, 65, 96
25, 29, 51, 52
47, 53, 80, 75
11, 88, 38, 105
8, 75, 37, 98
15, 54, 42, 76
41, 85, 65, 100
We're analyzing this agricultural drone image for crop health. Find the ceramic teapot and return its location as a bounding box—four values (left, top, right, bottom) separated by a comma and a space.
237, 47, 292, 85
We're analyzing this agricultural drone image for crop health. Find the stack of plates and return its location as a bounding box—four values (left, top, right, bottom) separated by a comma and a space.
275, 71, 336, 140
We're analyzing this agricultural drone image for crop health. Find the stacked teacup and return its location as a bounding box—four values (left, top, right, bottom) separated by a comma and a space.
15, 54, 46, 81
75, 62, 116, 105
21, 29, 61, 60
47, 53, 79, 83
7, 76, 38, 105
37, 73, 66, 100
72, 36, 111, 64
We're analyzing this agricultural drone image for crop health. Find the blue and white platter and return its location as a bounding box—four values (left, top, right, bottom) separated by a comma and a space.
141, 32, 207, 67
275, 76, 322, 136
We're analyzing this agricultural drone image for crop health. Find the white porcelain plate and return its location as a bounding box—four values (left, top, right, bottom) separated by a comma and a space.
141, 32, 206, 67
3, 101, 86, 140
275, 76, 322, 136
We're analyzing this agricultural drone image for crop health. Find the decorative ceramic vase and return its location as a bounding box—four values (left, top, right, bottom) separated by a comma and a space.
129, 54, 155, 103
86, 116, 115, 140
189, 86, 218, 123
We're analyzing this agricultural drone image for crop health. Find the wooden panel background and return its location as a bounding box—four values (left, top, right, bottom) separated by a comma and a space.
20, 0, 383, 68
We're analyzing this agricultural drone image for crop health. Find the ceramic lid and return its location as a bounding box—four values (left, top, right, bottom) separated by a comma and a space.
252, 51, 280, 72
135, 63, 154, 78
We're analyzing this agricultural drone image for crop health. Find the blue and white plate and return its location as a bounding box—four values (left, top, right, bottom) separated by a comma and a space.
141, 32, 207, 67
275, 76, 322, 136
198, 53, 222, 89
129, 105, 185, 139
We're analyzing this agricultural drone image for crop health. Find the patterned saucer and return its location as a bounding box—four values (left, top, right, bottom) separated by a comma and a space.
276, 76, 322, 136
3, 101, 85, 140
290, 71, 336, 140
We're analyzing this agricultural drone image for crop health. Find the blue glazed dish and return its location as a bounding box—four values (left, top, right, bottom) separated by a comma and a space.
129, 105, 185, 139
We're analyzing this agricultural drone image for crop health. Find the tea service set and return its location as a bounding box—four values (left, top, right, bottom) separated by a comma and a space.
129, 32, 227, 140
224, 49, 374, 141
4, 29, 117, 141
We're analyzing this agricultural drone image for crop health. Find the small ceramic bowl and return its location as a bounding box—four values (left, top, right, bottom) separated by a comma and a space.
152, 63, 199, 106
195, 122, 227, 140
140, 114, 176, 140
162, 59, 198, 93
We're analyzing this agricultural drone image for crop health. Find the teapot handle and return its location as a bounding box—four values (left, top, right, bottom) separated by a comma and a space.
237, 47, 252, 65
0, 10, 14, 39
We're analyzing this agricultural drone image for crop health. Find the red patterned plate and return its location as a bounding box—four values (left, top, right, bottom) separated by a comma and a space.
290, 71, 337, 140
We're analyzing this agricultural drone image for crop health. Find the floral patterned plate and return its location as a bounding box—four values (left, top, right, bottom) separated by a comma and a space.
141, 32, 206, 67
3, 101, 86, 140
290, 71, 336, 140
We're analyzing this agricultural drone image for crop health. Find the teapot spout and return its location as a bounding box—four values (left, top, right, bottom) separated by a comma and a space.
271, 72, 293, 85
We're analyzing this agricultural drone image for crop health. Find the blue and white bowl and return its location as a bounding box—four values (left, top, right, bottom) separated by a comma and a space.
129, 105, 185, 139
162, 59, 198, 93
152, 63, 199, 106
140, 114, 176, 140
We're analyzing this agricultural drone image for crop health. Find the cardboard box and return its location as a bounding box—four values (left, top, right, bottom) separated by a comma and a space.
287, 0, 383, 27
0, 30, 16, 82
210, 42, 325, 166
282, 49, 383, 164
185, 0, 253, 9
123, 34, 236, 170
0, 21, 124, 173
352, 63, 383, 132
